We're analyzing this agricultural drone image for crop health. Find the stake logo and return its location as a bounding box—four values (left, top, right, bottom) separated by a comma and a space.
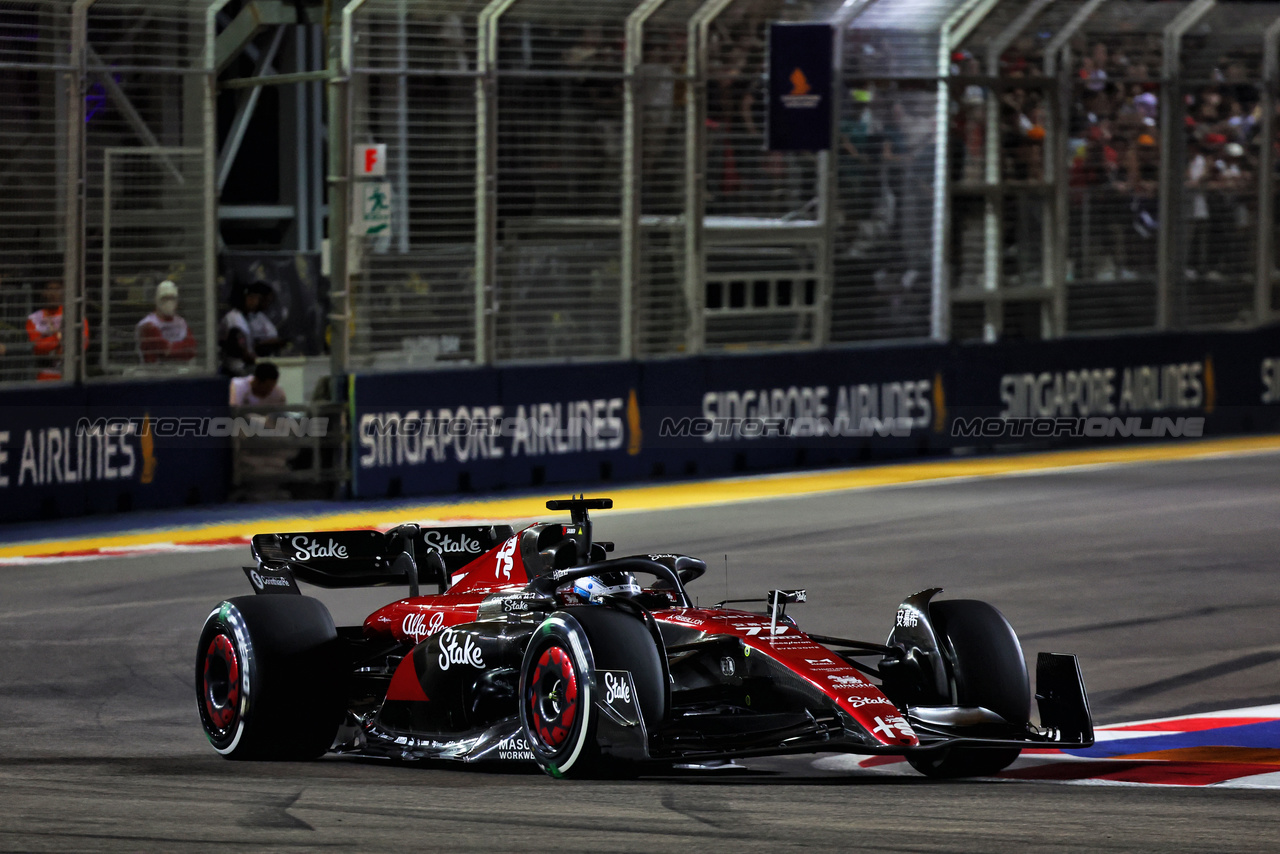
604, 671, 632, 706
424, 530, 482, 554
437, 629, 484, 671
291, 536, 348, 561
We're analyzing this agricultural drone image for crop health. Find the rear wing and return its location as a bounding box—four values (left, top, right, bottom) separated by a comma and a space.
249, 525, 514, 593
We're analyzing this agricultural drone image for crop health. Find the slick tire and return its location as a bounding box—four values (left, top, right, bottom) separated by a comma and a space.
520, 608, 665, 779
907, 599, 1030, 779
196, 595, 343, 760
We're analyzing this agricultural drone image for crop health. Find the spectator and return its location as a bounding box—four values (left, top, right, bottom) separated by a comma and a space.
244, 280, 282, 356
136, 280, 197, 363
230, 360, 286, 407
25, 279, 87, 382
1186, 137, 1214, 277
219, 279, 280, 376
840, 87, 880, 212
230, 361, 292, 499
219, 283, 255, 376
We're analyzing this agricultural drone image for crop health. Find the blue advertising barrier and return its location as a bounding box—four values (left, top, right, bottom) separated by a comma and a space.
946, 328, 1280, 445
350, 363, 643, 498
639, 345, 950, 480
0, 378, 231, 523
350, 325, 1280, 500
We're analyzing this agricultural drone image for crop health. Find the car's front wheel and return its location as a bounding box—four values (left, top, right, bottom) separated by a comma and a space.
519, 608, 665, 778
907, 599, 1030, 778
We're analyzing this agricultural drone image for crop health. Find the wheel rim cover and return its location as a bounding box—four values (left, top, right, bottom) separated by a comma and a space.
203, 633, 240, 732
529, 645, 578, 750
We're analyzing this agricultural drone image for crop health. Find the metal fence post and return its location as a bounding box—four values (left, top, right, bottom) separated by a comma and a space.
393, 0, 410, 256
1259, 15, 1280, 325
1044, 0, 1106, 338
821, 0, 880, 349
475, 0, 517, 367
982, 58, 1002, 343
1042, 70, 1064, 338
816, 22, 839, 351
685, 0, 737, 356
944, 0, 1000, 342
328, 0, 361, 383
66, 0, 93, 384
985, 0, 1054, 340
623, 0, 671, 361
206, 1, 228, 375
931, 0, 988, 343
623, 3, 656, 361
1158, 0, 1216, 331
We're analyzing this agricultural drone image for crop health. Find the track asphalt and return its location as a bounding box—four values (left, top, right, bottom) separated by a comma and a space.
3, 433, 1280, 561
3, 441, 1280, 849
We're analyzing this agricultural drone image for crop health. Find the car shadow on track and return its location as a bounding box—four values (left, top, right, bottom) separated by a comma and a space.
0, 753, 950, 787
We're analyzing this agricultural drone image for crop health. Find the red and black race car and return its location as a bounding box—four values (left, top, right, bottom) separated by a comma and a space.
196, 497, 1094, 778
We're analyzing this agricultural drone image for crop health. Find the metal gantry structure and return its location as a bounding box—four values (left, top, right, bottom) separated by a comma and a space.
1, 0, 1278, 388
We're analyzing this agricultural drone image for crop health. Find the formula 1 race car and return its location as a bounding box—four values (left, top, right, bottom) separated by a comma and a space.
196, 497, 1094, 778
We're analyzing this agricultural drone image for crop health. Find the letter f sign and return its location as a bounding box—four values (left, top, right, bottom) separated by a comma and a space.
359, 143, 386, 177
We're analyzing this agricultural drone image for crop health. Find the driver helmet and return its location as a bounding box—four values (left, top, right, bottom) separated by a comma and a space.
571, 571, 640, 603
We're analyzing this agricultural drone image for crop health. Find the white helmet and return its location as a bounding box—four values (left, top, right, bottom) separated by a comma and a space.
571, 571, 640, 602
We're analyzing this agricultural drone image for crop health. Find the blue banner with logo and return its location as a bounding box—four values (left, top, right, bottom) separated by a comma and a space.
0, 378, 230, 523
767, 22, 834, 151
350, 325, 1280, 500
350, 364, 646, 499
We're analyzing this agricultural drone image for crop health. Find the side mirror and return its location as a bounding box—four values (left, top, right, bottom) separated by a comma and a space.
767, 588, 806, 633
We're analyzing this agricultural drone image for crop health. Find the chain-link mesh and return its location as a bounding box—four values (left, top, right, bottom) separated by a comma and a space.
830, 0, 945, 343
704, 0, 819, 221
1174, 2, 1270, 328
1002, 0, 1093, 68
1061, 1, 1182, 333
1274, 80, 1280, 319
489, 0, 634, 363
634, 0, 699, 358
704, 239, 819, 348
13, 0, 1280, 390
947, 77, 985, 292
945, 0, 1088, 342
845, 0, 950, 77
694, 0, 833, 352
330, 0, 1280, 365
347, 0, 484, 371
0, 1, 73, 383
99, 147, 206, 373
83, 0, 213, 378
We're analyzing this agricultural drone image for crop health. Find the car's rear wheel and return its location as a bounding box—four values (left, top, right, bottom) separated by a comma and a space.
196, 595, 343, 760
519, 608, 665, 778
907, 599, 1030, 779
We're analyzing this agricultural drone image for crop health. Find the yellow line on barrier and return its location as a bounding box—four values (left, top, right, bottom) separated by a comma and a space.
4, 434, 1280, 559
